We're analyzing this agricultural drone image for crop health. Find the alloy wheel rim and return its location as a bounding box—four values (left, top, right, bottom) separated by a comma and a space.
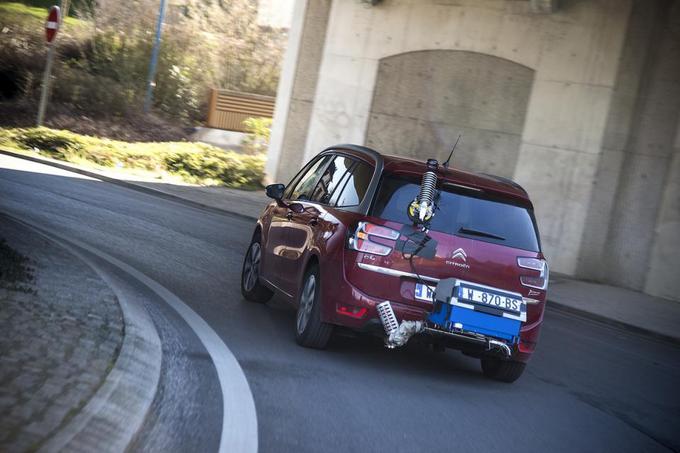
243, 242, 261, 292
297, 274, 316, 334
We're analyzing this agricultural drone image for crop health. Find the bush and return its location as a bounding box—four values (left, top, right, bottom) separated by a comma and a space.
0, 127, 265, 188
241, 117, 272, 155
164, 150, 265, 188
13, 128, 78, 158
0, 1, 286, 125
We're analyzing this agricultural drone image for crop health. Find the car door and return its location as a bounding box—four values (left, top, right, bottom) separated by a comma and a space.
261, 155, 330, 291
268, 155, 332, 294
282, 155, 374, 295
260, 202, 290, 289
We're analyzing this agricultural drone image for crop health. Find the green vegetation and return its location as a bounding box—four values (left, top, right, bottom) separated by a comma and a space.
0, 2, 83, 25
0, 0, 93, 17
0, 0, 286, 128
242, 117, 273, 155
0, 127, 265, 189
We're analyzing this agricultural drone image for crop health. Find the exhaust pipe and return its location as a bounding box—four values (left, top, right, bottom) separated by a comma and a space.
488, 339, 512, 358
378, 301, 511, 356
377, 301, 424, 349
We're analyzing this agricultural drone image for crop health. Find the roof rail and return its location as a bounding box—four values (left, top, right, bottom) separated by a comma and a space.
323, 144, 383, 164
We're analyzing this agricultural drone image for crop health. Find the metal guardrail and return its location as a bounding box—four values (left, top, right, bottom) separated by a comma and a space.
206, 89, 276, 132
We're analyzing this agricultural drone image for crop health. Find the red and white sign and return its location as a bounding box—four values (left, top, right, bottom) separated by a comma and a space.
45, 6, 60, 44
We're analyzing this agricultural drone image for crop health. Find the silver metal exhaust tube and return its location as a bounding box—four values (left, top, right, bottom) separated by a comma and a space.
377, 301, 424, 349
488, 339, 512, 358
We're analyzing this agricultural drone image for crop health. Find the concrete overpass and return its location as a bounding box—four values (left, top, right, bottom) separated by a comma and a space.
266, 0, 680, 302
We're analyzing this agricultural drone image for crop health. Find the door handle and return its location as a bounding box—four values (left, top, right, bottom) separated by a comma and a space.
309, 217, 319, 226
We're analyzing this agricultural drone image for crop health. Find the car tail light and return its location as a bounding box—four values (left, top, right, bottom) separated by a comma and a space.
337, 305, 368, 319
348, 222, 399, 256
517, 257, 549, 290
359, 222, 400, 240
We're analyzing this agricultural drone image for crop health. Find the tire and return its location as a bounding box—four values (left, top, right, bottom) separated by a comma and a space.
295, 265, 333, 349
480, 358, 526, 383
241, 238, 274, 303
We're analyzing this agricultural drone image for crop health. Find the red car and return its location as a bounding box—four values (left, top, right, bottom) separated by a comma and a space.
241, 145, 548, 382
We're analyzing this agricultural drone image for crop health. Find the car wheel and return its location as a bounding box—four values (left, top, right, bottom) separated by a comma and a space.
241, 238, 273, 303
480, 357, 526, 383
295, 265, 333, 349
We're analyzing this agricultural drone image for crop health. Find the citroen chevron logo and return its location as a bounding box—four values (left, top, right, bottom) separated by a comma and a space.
451, 248, 467, 262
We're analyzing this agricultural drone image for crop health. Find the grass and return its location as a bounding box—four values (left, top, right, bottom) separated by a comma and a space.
0, 2, 84, 27
0, 127, 266, 189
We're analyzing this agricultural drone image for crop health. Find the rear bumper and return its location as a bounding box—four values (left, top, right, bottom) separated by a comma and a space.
324, 280, 541, 363
325, 281, 428, 328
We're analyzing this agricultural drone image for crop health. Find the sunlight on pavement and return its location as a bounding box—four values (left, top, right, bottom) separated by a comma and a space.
0, 154, 96, 181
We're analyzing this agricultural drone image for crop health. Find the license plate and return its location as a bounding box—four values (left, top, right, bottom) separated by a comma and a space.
457, 284, 522, 313
414, 283, 435, 301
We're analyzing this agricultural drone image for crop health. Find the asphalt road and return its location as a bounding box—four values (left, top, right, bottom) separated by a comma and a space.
1, 155, 679, 453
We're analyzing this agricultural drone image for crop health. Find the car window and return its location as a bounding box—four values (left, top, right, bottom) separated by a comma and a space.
332, 161, 373, 207
288, 156, 331, 201
310, 156, 355, 205
371, 176, 540, 251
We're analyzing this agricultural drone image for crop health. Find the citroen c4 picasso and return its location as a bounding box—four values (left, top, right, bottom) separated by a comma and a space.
241, 145, 548, 382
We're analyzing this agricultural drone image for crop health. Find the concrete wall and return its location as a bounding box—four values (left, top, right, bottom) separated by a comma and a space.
646, 115, 680, 300
267, 0, 680, 301
637, 1, 680, 300
265, 0, 332, 184
604, 0, 680, 292
365, 50, 534, 177
576, 0, 661, 283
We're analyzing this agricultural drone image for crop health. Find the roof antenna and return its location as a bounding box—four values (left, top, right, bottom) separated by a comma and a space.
443, 134, 461, 170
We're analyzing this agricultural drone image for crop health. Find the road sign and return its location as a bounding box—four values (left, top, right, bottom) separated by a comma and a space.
37, 5, 61, 126
45, 6, 61, 43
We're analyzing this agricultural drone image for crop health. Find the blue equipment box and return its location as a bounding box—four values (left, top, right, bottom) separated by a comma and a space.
427, 279, 523, 343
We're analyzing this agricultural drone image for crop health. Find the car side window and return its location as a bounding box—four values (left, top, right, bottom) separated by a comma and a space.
331, 161, 373, 207
310, 155, 355, 205
288, 156, 331, 201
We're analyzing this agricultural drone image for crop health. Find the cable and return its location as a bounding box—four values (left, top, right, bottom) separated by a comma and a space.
399, 229, 430, 290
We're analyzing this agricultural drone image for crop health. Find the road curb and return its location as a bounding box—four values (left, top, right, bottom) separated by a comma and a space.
4, 213, 259, 452
6, 216, 163, 453
0, 148, 259, 222
547, 300, 680, 346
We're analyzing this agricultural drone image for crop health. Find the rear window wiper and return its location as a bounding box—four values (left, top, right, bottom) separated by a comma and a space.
457, 227, 505, 241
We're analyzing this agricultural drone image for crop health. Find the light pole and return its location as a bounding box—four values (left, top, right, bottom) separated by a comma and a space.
143, 0, 168, 113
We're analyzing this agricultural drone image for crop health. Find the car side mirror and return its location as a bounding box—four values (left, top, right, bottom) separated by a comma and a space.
265, 183, 285, 200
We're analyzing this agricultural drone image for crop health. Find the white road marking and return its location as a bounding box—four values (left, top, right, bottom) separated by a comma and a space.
12, 216, 258, 453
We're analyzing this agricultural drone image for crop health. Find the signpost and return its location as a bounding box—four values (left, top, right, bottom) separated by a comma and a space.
36, 5, 61, 127
143, 0, 168, 113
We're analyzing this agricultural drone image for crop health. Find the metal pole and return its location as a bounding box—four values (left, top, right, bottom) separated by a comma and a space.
36, 1, 68, 127
143, 0, 168, 113
60, 0, 70, 19
36, 43, 56, 127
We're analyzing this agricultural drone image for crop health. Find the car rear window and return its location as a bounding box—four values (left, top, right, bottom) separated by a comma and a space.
370, 176, 540, 252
